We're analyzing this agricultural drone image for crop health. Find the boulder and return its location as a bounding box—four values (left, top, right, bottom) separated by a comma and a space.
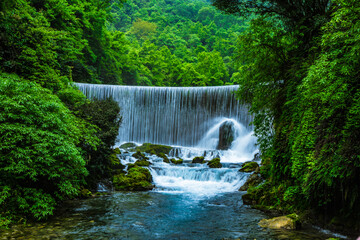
239, 173, 262, 191
242, 193, 256, 205
120, 142, 137, 149
132, 151, 148, 161
156, 152, 169, 163
170, 158, 183, 164
258, 214, 300, 230
134, 143, 173, 155
217, 120, 235, 150
207, 158, 222, 168
192, 156, 205, 164
113, 166, 153, 191
239, 161, 259, 173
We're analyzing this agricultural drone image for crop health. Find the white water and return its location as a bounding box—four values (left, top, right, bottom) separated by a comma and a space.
76, 83, 258, 198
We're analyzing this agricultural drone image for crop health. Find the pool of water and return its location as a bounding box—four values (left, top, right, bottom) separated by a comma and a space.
0, 191, 346, 240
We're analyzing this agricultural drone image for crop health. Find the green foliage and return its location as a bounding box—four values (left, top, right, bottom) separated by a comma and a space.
220, 0, 360, 227
109, 0, 247, 86
0, 73, 97, 223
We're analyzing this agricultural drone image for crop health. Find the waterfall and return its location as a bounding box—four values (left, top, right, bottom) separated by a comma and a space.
75, 83, 253, 148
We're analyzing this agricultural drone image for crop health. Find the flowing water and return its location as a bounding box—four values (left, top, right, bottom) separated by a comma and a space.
0, 84, 347, 239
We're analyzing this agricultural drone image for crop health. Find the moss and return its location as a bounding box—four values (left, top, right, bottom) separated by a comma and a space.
113, 166, 153, 191
192, 156, 205, 164
135, 159, 151, 167
239, 161, 259, 173
170, 158, 183, 164
133, 143, 173, 155
120, 142, 137, 149
132, 151, 148, 160
79, 188, 92, 199
207, 158, 222, 168
113, 147, 121, 155
157, 152, 169, 163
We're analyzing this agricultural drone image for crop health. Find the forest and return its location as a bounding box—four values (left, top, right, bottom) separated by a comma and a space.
0, 0, 359, 234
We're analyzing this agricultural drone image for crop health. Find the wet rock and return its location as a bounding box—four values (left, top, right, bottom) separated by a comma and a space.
156, 152, 170, 163
207, 158, 222, 168
239, 161, 259, 173
217, 120, 235, 150
135, 159, 151, 167
192, 156, 205, 164
170, 158, 183, 164
239, 173, 262, 191
113, 166, 153, 191
134, 143, 173, 155
120, 142, 137, 149
242, 193, 256, 205
132, 151, 148, 161
258, 214, 300, 230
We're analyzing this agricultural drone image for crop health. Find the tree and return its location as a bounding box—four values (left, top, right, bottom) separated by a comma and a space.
0, 73, 98, 223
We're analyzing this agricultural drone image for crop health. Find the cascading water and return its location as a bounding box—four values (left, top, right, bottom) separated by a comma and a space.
76, 83, 258, 197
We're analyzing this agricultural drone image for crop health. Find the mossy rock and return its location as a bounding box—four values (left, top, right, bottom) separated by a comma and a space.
192, 156, 205, 164
79, 188, 92, 199
113, 166, 153, 191
239, 173, 262, 191
132, 151, 148, 161
242, 193, 255, 205
135, 159, 151, 167
120, 142, 137, 149
134, 143, 173, 155
258, 215, 300, 230
170, 158, 183, 164
239, 161, 259, 173
109, 152, 125, 170
113, 147, 121, 155
127, 163, 136, 171
157, 152, 170, 163
207, 158, 222, 168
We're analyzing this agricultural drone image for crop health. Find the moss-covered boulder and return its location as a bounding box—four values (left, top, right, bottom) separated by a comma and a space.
120, 142, 137, 149
192, 156, 205, 164
170, 158, 183, 164
113, 166, 153, 191
258, 214, 300, 230
135, 159, 151, 167
157, 152, 170, 163
132, 151, 148, 161
239, 161, 259, 173
133, 143, 173, 155
207, 158, 222, 168
239, 173, 262, 191
113, 147, 121, 155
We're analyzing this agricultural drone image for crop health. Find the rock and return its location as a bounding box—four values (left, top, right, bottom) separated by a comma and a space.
239, 173, 262, 191
217, 120, 235, 150
239, 161, 259, 173
113, 166, 153, 191
170, 158, 183, 164
242, 193, 256, 205
135, 159, 151, 167
156, 152, 169, 163
134, 143, 173, 155
258, 214, 300, 230
192, 156, 205, 164
132, 151, 148, 161
120, 142, 137, 149
207, 158, 222, 168
113, 147, 121, 155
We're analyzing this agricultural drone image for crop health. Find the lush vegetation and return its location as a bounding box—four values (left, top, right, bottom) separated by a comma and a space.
0, 0, 122, 226
213, 0, 360, 230
1, 0, 359, 232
